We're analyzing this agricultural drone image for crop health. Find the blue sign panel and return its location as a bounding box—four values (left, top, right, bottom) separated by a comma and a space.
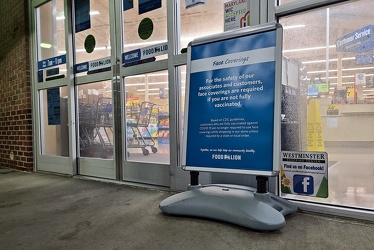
350, 38, 374, 53
123, 0, 134, 11
356, 54, 373, 65
293, 175, 314, 195
122, 49, 141, 63
139, 0, 162, 14
75, 62, 89, 73
183, 24, 282, 175
38, 55, 66, 70
47, 88, 61, 125
75, 0, 91, 33
336, 25, 372, 52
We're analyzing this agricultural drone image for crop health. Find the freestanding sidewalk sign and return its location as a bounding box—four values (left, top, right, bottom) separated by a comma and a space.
160, 23, 297, 231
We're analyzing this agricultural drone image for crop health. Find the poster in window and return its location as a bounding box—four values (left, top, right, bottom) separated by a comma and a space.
75, 0, 91, 33
47, 88, 61, 125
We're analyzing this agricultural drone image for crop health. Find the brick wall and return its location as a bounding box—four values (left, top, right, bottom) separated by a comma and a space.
0, 1, 33, 171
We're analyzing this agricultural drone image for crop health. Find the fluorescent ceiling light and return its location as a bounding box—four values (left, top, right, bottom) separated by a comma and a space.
124, 40, 167, 48
89, 11, 100, 16
126, 75, 145, 79
283, 45, 336, 53
137, 87, 169, 92
40, 43, 52, 49
58, 46, 111, 54
344, 66, 374, 71
319, 75, 354, 80
148, 73, 168, 77
126, 83, 145, 86
308, 66, 374, 74
76, 46, 111, 52
308, 69, 337, 74
302, 57, 355, 64
137, 88, 161, 92
127, 82, 184, 87
283, 25, 305, 30
149, 82, 168, 85
56, 11, 99, 20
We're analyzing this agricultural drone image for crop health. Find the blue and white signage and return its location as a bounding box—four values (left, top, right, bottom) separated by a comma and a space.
183, 23, 282, 175
38, 55, 66, 70
75, 57, 111, 74
336, 25, 372, 52
75, 62, 89, 73
88, 57, 111, 71
122, 42, 168, 64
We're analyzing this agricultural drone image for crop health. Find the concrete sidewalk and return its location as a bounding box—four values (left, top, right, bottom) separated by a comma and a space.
0, 169, 373, 250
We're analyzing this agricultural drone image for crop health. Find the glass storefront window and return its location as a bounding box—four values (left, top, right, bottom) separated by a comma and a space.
280, 0, 374, 210
36, 0, 67, 81
78, 81, 113, 158
74, 0, 111, 76
40, 87, 69, 156
180, 0, 226, 49
123, 0, 167, 61
124, 70, 170, 164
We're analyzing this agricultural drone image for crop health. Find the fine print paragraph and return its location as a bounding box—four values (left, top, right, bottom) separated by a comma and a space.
199, 117, 259, 139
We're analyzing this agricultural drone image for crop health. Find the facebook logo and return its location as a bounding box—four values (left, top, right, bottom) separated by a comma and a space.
293, 175, 314, 195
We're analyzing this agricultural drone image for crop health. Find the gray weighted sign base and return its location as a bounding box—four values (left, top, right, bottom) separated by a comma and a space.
159, 184, 298, 231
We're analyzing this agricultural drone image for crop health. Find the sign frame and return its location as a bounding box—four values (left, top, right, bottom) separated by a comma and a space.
182, 23, 283, 176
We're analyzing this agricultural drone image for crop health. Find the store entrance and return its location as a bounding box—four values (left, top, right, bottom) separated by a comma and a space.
73, 0, 171, 185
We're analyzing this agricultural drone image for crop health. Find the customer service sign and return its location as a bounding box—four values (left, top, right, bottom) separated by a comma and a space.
183, 24, 282, 176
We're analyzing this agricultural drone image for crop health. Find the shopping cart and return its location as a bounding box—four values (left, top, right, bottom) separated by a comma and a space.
79, 97, 113, 158
126, 101, 158, 156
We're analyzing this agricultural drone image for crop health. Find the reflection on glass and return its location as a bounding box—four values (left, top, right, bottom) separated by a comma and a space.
124, 70, 170, 164
36, 0, 67, 80
40, 87, 69, 157
78, 81, 113, 159
279, 0, 374, 211
178, 66, 186, 163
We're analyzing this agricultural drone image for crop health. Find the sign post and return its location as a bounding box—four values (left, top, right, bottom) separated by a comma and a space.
160, 23, 297, 231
